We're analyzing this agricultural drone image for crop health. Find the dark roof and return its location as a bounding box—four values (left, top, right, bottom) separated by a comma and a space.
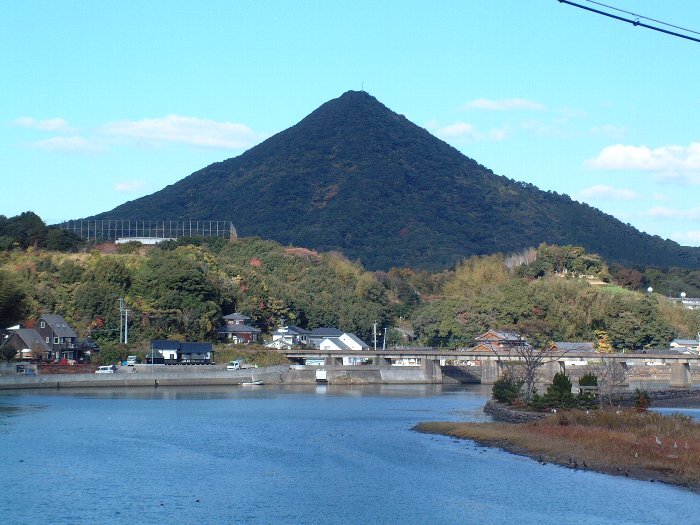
475, 329, 523, 342
180, 342, 213, 353
552, 342, 596, 352
287, 325, 309, 335
223, 313, 251, 321
309, 327, 344, 338
152, 340, 181, 350
40, 314, 77, 338
151, 340, 213, 353
217, 324, 261, 334
2, 329, 50, 353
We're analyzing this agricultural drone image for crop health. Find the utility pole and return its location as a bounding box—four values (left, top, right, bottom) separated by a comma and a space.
382, 327, 387, 351
118, 297, 125, 343
373, 321, 377, 351
124, 309, 129, 345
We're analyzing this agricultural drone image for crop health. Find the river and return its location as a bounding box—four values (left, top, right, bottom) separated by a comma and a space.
0, 384, 698, 524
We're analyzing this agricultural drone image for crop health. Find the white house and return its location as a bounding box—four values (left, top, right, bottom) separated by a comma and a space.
265, 325, 309, 349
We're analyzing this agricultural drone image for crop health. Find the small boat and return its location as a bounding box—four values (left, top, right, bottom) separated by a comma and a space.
241, 377, 264, 386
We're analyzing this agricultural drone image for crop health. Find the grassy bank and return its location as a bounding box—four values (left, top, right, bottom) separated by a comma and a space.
417, 409, 700, 492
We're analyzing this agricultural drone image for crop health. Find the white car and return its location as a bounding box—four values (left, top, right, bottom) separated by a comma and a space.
226, 360, 241, 370
95, 365, 115, 374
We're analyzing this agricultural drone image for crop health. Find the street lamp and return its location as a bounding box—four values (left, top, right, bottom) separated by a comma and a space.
647, 287, 653, 294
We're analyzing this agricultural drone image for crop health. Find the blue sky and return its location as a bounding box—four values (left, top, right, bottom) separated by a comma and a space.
3, 0, 700, 247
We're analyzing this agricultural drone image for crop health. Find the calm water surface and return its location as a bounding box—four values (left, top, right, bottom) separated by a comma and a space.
1, 384, 698, 525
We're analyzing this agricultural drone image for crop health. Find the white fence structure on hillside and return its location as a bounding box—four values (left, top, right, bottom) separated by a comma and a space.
58, 219, 237, 243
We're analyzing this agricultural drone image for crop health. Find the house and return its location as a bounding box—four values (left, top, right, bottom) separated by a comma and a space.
670, 338, 700, 353
474, 329, 528, 353
306, 328, 369, 365
148, 340, 214, 364
307, 327, 345, 348
0, 328, 50, 361
36, 314, 78, 361
475, 329, 526, 349
318, 332, 369, 352
265, 325, 310, 349
549, 342, 596, 353
217, 313, 261, 344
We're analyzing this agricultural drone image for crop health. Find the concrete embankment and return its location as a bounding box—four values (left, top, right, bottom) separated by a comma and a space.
0, 364, 289, 390
0, 364, 438, 390
283, 365, 435, 384
483, 400, 547, 423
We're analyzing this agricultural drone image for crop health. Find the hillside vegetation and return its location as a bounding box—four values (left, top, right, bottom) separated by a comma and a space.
1, 228, 698, 351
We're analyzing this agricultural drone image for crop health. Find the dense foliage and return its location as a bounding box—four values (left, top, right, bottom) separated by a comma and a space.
411, 246, 696, 350
88, 91, 700, 271
0, 238, 391, 345
0, 212, 82, 252
1, 218, 698, 353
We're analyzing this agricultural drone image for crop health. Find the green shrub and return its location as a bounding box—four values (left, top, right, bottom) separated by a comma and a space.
634, 389, 651, 412
492, 374, 523, 404
538, 372, 576, 409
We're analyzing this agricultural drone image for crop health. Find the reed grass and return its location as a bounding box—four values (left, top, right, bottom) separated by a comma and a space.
417, 409, 700, 491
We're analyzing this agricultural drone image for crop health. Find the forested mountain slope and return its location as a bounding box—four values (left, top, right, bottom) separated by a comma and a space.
90, 91, 700, 270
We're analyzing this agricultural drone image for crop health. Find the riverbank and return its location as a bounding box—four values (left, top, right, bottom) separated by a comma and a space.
416, 404, 700, 492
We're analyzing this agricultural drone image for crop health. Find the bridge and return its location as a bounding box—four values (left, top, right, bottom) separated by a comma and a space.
283, 348, 700, 387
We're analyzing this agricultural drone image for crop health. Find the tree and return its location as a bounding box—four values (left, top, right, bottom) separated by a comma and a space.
0, 270, 27, 328
491, 373, 523, 403
593, 357, 628, 406
494, 336, 569, 403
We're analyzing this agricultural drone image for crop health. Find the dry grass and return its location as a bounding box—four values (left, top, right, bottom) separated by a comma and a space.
417, 409, 700, 491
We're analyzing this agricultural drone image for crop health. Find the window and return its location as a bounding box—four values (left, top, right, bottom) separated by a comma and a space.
46, 337, 50, 343
40, 321, 45, 328
54, 337, 59, 345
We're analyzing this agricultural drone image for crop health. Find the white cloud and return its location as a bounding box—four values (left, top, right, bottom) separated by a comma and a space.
586, 142, 700, 173
13, 116, 72, 132
647, 206, 700, 220
589, 124, 626, 139
576, 184, 640, 201
671, 230, 700, 245
462, 98, 546, 111
102, 115, 265, 149
114, 180, 146, 193
33, 136, 103, 152
427, 121, 507, 142
518, 119, 570, 138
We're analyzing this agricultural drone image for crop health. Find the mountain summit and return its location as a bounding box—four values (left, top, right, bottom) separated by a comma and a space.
92, 91, 700, 270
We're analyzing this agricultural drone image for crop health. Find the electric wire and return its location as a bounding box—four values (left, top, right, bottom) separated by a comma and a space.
581, 0, 700, 35
558, 0, 700, 44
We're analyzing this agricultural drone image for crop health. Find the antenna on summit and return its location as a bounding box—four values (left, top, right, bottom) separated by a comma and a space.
361, 81, 364, 92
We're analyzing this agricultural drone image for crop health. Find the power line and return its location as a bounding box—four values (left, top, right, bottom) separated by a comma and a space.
581, 0, 700, 35
558, 0, 700, 44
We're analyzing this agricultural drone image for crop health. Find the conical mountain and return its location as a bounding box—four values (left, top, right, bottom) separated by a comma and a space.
92, 91, 700, 270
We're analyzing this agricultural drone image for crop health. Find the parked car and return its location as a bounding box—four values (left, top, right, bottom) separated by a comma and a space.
126, 355, 138, 366
95, 366, 115, 374
226, 360, 241, 370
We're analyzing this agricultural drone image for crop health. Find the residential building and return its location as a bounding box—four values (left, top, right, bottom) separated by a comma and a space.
0, 328, 50, 360
473, 329, 528, 353
36, 314, 78, 361
217, 313, 261, 343
265, 325, 310, 349
148, 340, 214, 364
